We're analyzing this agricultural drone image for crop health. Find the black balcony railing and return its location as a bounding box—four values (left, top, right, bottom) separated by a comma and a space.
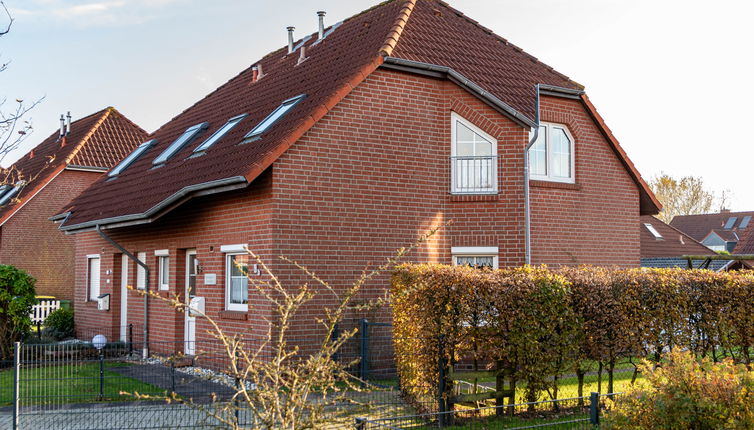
450, 155, 497, 194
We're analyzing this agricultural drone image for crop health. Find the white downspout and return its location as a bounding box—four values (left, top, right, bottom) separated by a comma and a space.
524, 84, 541, 266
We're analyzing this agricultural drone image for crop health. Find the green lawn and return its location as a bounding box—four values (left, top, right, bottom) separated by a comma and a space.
0, 362, 161, 406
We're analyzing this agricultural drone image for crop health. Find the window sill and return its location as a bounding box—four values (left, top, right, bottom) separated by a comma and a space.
219, 310, 248, 321
530, 180, 580, 191
448, 194, 500, 202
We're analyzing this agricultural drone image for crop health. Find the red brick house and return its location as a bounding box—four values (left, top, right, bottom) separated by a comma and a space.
0, 108, 146, 302
53, 0, 659, 349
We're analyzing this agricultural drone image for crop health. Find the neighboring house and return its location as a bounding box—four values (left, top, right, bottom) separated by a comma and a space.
0, 108, 147, 302
671, 211, 754, 254
640, 215, 750, 271
53, 0, 659, 348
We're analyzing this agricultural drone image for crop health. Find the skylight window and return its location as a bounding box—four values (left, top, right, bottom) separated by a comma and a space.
724, 217, 737, 229
0, 182, 25, 206
194, 114, 248, 153
644, 223, 663, 240
740, 216, 751, 229
109, 140, 156, 177
244, 95, 305, 140
153, 123, 208, 165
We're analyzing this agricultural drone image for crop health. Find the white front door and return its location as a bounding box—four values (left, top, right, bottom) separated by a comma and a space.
184, 250, 197, 355
120, 254, 129, 342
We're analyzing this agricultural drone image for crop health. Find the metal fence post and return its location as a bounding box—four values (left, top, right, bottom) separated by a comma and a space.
359, 319, 369, 381
589, 392, 600, 425
171, 360, 176, 394
12, 341, 20, 430
437, 334, 447, 428
355, 417, 366, 430
128, 324, 133, 355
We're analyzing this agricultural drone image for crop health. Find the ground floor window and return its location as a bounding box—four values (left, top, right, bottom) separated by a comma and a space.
87, 255, 100, 301
156, 250, 169, 291
451, 246, 499, 269
225, 252, 249, 312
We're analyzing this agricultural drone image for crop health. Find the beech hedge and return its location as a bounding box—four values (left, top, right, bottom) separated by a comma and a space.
391, 265, 754, 409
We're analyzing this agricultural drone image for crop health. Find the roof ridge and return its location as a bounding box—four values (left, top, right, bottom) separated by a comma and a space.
380, 0, 416, 56
431, 0, 583, 90
106, 107, 149, 137
64, 108, 113, 165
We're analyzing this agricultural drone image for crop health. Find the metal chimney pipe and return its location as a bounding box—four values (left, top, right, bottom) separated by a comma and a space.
59, 114, 65, 137
298, 45, 307, 64
66, 111, 71, 135
317, 11, 326, 39
287, 26, 295, 54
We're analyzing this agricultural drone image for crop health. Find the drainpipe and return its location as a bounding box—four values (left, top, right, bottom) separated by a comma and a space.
96, 225, 149, 358
523, 84, 541, 266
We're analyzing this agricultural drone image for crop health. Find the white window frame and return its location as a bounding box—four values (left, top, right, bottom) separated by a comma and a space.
643, 223, 663, 240
529, 122, 576, 184
87, 254, 101, 301
155, 249, 169, 291
451, 246, 499, 269
136, 251, 147, 290
450, 112, 498, 195
223, 246, 249, 312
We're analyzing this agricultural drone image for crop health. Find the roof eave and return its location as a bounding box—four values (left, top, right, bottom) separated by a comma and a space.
59, 176, 248, 233
381, 56, 537, 128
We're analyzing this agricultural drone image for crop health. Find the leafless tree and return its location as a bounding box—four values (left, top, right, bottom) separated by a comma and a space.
0, 1, 43, 170
127, 227, 440, 429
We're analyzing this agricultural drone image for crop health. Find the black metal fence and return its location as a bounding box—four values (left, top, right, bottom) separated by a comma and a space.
356, 392, 623, 429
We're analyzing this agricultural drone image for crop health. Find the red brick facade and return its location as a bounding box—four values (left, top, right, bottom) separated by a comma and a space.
0, 169, 101, 300
71, 68, 641, 343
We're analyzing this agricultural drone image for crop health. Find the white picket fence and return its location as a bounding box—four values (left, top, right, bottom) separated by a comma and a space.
30, 299, 61, 324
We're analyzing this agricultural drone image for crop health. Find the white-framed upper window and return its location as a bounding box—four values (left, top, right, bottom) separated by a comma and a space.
529, 122, 575, 183
225, 252, 249, 312
87, 254, 101, 301
451, 246, 499, 269
136, 251, 147, 290
450, 112, 498, 194
155, 249, 169, 291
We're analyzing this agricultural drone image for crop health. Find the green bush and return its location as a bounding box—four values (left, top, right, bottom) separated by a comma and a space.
391, 265, 754, 410
0, 265, 36, 360
43, 307, 74, 340
603, 349, 754, 429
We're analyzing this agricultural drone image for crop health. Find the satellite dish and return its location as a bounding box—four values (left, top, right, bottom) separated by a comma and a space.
92, 334, 107, 350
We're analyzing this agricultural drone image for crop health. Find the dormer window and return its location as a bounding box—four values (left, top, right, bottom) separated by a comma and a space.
109, 140, 155, 177
153, 123, 208, 165
644, 223, 663, 240
529, 123, 575, 183
0, 182, 24, 206
244, 95, 305, 141
450, 112, 497, 194
194, 114, 248, 153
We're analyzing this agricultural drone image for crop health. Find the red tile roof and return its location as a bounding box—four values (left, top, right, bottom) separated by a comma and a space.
670, 211, 754, 254
57, 0, 659, 231
0, 107, 147, 225
640, 215, 715, 258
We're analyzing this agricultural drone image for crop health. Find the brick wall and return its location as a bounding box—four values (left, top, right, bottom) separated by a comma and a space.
529, 96, 640, 266
0, 169, 101, 301
72, 172, 274, 347
71, 68, 642, 344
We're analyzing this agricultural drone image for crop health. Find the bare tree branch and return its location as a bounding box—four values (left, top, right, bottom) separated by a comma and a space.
0, 1, 13, 37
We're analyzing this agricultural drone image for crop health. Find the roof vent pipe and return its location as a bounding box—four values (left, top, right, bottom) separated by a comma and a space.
317, 11, 326, 39
66, 111, 71, 135
297, 45, 307, 65
287, 26, 295, 54
59, 114, 65, 138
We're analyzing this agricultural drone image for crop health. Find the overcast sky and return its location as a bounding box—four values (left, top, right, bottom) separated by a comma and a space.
3, 0, 752, 210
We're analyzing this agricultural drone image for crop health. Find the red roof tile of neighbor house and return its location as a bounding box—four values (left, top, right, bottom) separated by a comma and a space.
640, 215, 716, 259
670, 211, 754, 254
0, 107, 147, 226
55, 0, 660, 231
